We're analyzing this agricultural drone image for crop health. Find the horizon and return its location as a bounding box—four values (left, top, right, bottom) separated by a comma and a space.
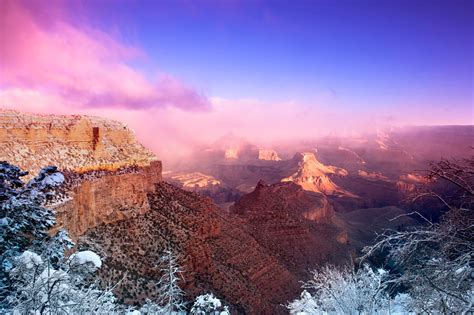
0, 0, 472, 160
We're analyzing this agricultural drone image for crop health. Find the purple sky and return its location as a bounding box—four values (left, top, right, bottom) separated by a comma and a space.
0, 0, 472, 158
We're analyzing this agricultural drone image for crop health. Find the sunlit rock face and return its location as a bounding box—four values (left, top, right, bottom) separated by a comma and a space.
51, 162, 162, 237
0, 110, 158, 176
0, 110, 162, 238
282, 152, 354, 196
167, 172, 222, 189
258, 149, 282, 161
224, 148, 239, 160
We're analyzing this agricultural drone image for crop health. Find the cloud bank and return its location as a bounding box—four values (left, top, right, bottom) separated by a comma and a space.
0, 0, 209, 111
1, 0, 467, 166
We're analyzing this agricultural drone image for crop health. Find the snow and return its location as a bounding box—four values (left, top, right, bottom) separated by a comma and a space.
42, 172, 65, 186
70, 250, 102, 268
17, 250, 43, 269
194, 293, 222, 308
191, 293, 229, 314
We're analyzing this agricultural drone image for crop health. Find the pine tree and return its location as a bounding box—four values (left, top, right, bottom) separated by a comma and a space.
0, 162, 63, 305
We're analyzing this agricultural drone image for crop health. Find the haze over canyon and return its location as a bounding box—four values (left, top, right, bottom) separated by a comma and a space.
0, 0, 472, 314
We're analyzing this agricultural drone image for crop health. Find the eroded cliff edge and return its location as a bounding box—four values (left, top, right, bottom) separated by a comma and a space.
0, 110, 162, 237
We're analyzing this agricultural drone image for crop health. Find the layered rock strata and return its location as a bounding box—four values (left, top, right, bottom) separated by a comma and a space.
0, 110, 157, 176
79, 182, 300, 314
0, 110, 162, 237
231, 181, 350, 279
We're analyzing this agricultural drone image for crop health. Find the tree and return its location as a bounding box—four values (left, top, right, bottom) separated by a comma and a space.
362, 157, 474, 313
155, 249, 186, 314
6, 248, 119, 314
287, 264, 404, 315
0, 162, 64, 304
0, 162, 120, 314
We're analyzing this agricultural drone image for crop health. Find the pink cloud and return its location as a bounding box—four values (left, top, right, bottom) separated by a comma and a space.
0, 0, 209, 110
1, 1, 466, 167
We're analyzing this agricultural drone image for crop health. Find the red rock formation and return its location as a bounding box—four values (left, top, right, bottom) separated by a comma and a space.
0, 110, 162, 238
0, 110, 158, 177
231, 181, 351, 279
258, 149, 282, 161
52, 162, 162, 237
80, 182, 300, 314
282, 152, 355, 197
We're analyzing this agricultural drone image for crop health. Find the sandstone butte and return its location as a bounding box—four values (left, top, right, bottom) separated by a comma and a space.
0, 110, 351, 314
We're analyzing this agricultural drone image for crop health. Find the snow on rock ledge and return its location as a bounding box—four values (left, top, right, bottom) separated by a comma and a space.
0, 110, 158, 178
70, 250, 102, 268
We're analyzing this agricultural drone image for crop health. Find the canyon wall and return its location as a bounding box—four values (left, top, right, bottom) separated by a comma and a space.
52, 162, 162, 237
0, 110, 158, 176
0, 110, 162, 237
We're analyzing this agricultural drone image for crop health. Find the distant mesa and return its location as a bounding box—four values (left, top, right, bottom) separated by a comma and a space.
224, 148, 239, 160
357, 170, 388, 181
282, 152, 355, 197
167, 172, 222, 189
258, 149, 282, 161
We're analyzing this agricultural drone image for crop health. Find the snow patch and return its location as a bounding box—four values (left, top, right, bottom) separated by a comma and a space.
70, 250, 102, 268
43, 172, 65, 186
17, 250, 43, 269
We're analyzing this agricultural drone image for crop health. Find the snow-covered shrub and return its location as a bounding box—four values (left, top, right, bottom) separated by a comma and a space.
287, 264, 406, 315
0, 163, 62, 268
6, 248, 118, 314
70, 250, 102, 269
138, 298, 168, 314
363, 158, 474, 313
0, 163, 64, 305
191, 293, 230, 315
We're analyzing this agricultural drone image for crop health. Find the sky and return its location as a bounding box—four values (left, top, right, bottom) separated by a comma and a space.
0, 0, 472, 160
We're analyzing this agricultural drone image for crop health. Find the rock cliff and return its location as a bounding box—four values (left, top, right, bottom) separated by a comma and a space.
79, 182, 300, 314
282, 152, 354, 196
51, 163, 161, 237
231, 181, 350, 279
0, 110, 162, 237
0, 110, 158, 176
258, 149, 282, 161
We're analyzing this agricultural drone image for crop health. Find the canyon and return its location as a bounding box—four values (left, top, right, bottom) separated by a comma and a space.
1, 110, 471, 313
0, 110, 350, 313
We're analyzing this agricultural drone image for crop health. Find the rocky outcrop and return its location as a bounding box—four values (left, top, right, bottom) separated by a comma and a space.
231, 181, 350, 279
258, 149, 281, 161
80, 182, 300, 314
166, 172, 222, 189
224, 148, 239, 160
0, 110, 162, 238
232, 180, 334, 222
0, 110, 158, 176
164, 171, 242, 205
282, 152, 354, 196
52, 162, 162, 237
